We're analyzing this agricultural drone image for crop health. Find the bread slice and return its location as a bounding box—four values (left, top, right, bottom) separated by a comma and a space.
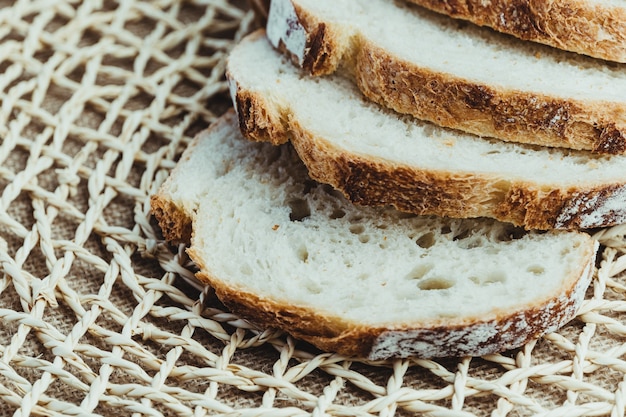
404, 0, 626, 64
151, 110, 597, 359
265, 0, 626, 154
226, 31, 626, 230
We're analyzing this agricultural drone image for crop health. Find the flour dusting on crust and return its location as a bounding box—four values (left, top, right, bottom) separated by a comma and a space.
369, 244, 596, 360
556, 185, 626, 228
267, 0, 307, 65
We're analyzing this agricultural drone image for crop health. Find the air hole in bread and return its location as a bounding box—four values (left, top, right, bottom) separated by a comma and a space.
240, 264, 253, 276
349, 224, 365, 235
305, 282, 322, 294
452, 228, 470, 241
330, 208, 346, 219
458, 238, 482, 249
348, 214, 364, 222
320, 184, 344, 199
359, 234, 370, 243
499, 227, 527, 241
484, 271, 506, 285
572, 155, 599, 166
416, 232, 436, 248
418, 277, 454, 291
470, 272, 506, 286
406, 263, 434, 280
527, 265, 545, 275
422, 124, 435, 137
298, 246, 309, 263
288, 198, 311, 221
302, 179, 318, 194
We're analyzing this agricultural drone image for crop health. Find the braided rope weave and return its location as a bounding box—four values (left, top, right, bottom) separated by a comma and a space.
2, 1, 626, 416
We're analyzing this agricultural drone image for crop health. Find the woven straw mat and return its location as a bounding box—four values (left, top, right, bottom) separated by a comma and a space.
3, 1, 626, 416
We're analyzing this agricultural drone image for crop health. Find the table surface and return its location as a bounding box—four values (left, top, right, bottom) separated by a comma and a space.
2, 1, 626, 416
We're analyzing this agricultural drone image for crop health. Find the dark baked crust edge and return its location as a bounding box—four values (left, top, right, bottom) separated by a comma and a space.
150, 194, 192, 245
407, 0, 626, 64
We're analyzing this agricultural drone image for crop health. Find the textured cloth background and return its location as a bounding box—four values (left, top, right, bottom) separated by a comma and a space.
2, 1, 626, 416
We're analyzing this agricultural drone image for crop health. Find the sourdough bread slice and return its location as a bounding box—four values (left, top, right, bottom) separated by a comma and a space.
151, 110, 597, 359
266, 0, 626, 154
227, 31, 626, 231
405, 0, 626, 63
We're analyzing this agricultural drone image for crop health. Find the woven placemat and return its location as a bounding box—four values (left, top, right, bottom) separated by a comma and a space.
2, 1, 626, 416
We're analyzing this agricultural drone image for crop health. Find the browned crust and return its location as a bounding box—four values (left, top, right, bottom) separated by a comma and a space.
149, 112, 236, 246
189, 253, 373, 357
407, 0, 626, 64
188, 242, 595, 359
289, 121, 607, 230
230, 77, 626, 230
150, 194, 192, 245
273, 5, 626, 154
231, 85, 290, 146
271, 4, 345, 76
355, 43, 626, 155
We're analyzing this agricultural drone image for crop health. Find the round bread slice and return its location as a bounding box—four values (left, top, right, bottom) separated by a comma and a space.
157, 111, 598, 359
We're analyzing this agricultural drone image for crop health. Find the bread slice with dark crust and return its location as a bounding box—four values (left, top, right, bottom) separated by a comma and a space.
406, 0, 626, 64
151, 110, 597, 359
265, 0, 626, 154
226, 31, 626, 230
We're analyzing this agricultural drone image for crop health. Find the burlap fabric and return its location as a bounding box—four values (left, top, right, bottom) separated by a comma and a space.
2, 1, 626, 416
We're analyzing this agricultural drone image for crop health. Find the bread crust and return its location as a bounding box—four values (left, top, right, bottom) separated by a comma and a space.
356, 42, 626, 155
188, 241, 596, 359
267, 0, 626, 154
230, 84, 289, 145
150, 114, 238, 246
228, 69, 626, 230
292, 121, 626, 230
150, 194, 192, 245
407, 0, 626, 64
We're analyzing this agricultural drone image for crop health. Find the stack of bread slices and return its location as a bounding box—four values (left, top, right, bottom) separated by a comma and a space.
150, 0, 626, 359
